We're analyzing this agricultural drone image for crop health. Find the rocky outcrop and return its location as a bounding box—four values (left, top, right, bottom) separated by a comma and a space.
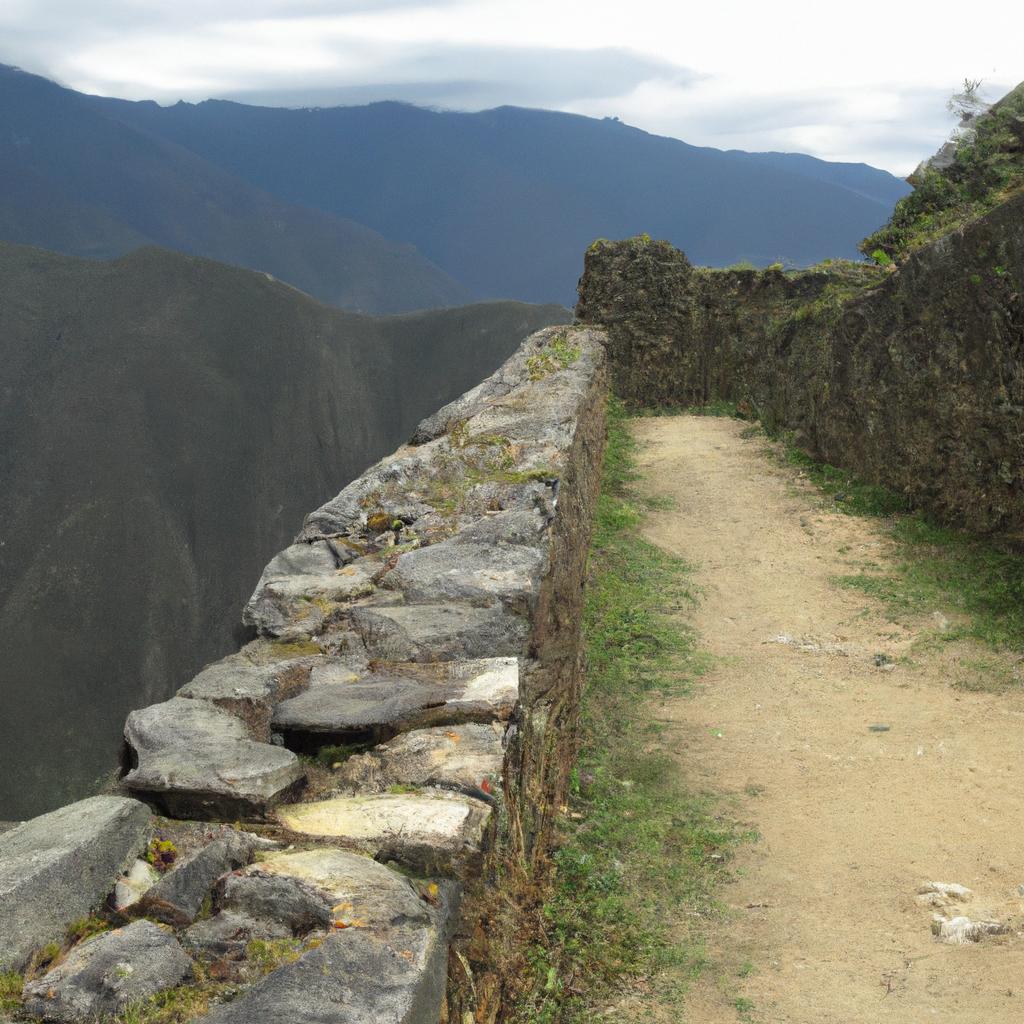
578, 199, 1024, 534
0, 324, 608, 1023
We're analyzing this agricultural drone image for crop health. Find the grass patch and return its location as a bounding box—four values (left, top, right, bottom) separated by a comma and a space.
119, 980, 234, 1024
0, 972, 22, 1013
526, 334, 582, 381
766, 429, 1024, 654
511, 398, 750, 1023
780, 440, 910, 517
834, 514, 1024, 651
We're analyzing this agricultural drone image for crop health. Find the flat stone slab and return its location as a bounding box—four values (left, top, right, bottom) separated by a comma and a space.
271, 657, 518, 743
23, 920, 192, 1022
0, 796, 151, 971
380, 541, 544, 613
350, 602, 528, 662
199, 926, 448, 1024
237, 848, 432, 930
245, 542, 378, 638
337, 723, 505, 798
177, 654, 316, 738
276, 792, 491, 874
123, 698, 305, 821
271, 663, 442, 741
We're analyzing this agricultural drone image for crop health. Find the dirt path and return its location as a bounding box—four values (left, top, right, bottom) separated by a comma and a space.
631, 414, 1024, 1024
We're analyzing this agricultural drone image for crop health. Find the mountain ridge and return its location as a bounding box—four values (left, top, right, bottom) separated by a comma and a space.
84, 90, 911, 304
0, 64, 470, 313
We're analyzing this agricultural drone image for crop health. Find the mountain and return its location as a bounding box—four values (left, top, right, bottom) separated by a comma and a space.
0, 64, 469, 313
88, 96, 913, 305
0, 241, 568, 819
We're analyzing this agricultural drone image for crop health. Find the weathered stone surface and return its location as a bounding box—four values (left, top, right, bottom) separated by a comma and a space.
931, 914, 1008, 944
244, 542, 378, 638
199, 926, 448, 1024
410, 324, 580, 444
272, 657, 518, 743
452, 508, 548, 547
181, 909, 291, 956
179, 653, 313, 706
272, 663, 441, 742
380, 540, 545, 613
337, 723, 505, 797
0, 796, 151, 971
123, 698, 305, 820
350, 602, 528, 662
22, 921, 192, 1022
129, 831, 258, 927
299, 443, 448, 541
276, 792, 490, 874
177, 654, 316, 739
237, 848, 431, 930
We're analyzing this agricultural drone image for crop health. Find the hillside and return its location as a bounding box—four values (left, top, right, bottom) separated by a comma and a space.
862, 81, 1024, 261
0, 64, 469, 313
90, 96, 912, 305
0, 241, 568, 819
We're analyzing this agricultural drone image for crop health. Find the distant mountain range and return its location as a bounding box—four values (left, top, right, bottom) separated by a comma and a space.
0, 240, 567, 818
0, 64, 469, 313
1, 63, 911, 309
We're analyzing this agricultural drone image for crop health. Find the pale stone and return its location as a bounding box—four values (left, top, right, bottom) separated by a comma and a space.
276, 792, 490, 874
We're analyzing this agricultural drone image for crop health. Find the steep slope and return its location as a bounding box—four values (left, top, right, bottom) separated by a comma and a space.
91, 96, 911, 305
0, 241, 568, 819
0, 65, 469, 313
862, 80, 1024, 261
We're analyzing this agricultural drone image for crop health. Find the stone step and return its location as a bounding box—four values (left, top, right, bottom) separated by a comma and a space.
271, 657, 518, 748
276, 792, 491, 875
336, 722, 505, 799
123, 698, 305, 821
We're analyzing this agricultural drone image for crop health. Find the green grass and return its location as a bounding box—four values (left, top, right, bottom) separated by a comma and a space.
834, 514, 1024, 652
512, 398, 751, 1023
861, 85, 1024, 262
780, 441, 910, 517
0, 972, 22, 1013
768, 430, 1024, 654
119, 981, 234, 1024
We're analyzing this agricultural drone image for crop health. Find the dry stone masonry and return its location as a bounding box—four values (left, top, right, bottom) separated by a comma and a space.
0, 325, 608, 1024
578, 197, 1024, 534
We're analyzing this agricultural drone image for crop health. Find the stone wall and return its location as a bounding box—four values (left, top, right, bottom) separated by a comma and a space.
577, 193, 1024, 535
0, 324, 608, 1024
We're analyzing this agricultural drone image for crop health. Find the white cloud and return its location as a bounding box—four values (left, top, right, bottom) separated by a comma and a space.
3, 0, 1022, 172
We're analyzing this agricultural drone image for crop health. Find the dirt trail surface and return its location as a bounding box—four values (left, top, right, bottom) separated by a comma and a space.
630, 415, 1024, 1024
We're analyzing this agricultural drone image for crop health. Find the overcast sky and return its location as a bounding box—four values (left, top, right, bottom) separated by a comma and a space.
2, 0, 1020, 174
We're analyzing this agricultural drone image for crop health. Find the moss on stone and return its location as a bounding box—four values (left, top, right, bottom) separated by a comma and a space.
267, 639, 323, 659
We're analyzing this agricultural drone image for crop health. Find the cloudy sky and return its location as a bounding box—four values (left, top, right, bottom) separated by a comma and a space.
2, 0, 1020, 174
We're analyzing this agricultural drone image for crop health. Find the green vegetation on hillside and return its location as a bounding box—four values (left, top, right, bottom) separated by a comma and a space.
862, 83, 1024, 261
513, 401, 750, 1022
